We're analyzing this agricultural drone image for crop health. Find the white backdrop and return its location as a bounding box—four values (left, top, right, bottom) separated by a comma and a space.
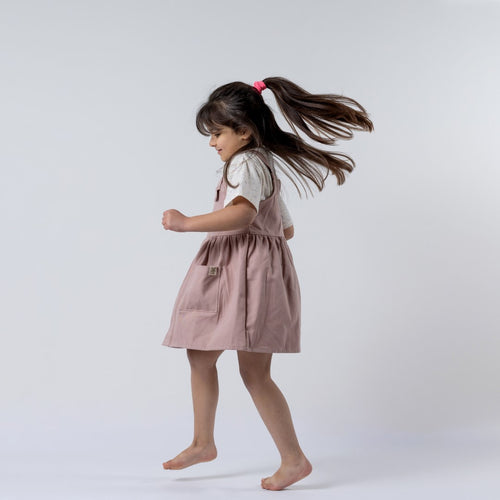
1, 0, 499, 488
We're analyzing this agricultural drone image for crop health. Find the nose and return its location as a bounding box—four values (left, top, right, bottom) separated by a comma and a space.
209, 135, 216, 147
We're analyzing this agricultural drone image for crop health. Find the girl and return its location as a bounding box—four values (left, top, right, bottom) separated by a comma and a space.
160, 77, 373, 491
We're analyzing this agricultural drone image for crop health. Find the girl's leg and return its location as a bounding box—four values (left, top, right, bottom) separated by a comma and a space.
237, 351, 312, 490
163, 348, 224, 470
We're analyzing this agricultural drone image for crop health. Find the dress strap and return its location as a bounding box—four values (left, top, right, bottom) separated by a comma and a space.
250, 148, 278, 198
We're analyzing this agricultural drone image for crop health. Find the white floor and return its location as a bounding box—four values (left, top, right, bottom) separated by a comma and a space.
2, 417, 500, 500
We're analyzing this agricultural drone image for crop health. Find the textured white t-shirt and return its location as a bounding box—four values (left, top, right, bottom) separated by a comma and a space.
215, 149, 294, 229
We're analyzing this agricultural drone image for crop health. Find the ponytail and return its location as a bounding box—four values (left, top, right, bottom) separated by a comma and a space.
264, 77, 373, 143
260, 77, 374, 194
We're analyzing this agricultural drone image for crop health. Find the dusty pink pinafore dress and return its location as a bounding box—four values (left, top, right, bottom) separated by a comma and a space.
162, 153, 301, 353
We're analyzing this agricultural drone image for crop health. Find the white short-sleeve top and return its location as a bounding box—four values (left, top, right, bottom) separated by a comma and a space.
215, 149, 294, 229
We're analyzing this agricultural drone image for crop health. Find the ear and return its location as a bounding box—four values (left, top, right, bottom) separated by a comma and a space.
238, 127, 252, 141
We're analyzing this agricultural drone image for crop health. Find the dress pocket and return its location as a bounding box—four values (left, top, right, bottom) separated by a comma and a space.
245, 266, 269, 338
178, 264, 222, 313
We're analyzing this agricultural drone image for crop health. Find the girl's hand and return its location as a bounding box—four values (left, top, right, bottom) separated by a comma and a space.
162, 209, 189, 232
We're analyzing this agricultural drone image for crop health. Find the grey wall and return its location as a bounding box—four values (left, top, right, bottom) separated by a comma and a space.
1, 0, 499, 439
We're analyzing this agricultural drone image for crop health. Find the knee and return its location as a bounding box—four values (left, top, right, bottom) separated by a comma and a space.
187, 349, 220, 372
239, 365, 270, 391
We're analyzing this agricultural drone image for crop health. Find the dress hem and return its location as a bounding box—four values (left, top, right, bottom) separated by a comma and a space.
162, 342, 300, 354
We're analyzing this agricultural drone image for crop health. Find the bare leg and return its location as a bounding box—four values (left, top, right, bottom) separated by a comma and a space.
237, 351, 312, 490
163, 349, 224, 470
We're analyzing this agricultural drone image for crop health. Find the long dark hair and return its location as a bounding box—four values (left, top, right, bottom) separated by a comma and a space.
196, 77, 374, 197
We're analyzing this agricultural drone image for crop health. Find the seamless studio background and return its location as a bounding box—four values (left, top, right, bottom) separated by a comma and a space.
1, 1, 499, 499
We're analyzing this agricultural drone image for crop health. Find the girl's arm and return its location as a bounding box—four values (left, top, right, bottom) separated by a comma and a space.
162, 196, 256, 233
186, 197, 256, 232
163, 198, 296, 237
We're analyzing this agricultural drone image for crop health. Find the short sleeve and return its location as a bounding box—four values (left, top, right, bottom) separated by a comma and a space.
223, 154, 266, 213
279, 193, 293, 229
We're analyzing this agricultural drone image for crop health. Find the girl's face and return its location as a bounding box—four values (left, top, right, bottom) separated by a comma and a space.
209, 125, 251, 162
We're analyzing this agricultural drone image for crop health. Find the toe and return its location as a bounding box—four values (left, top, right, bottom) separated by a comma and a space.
261, 478, 277, 491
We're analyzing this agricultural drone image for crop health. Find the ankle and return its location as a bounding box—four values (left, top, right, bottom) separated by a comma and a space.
191, 438, 216, 449
281, 451, 307, 466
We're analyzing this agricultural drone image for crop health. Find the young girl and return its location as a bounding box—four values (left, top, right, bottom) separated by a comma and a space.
160, 77, 373, 490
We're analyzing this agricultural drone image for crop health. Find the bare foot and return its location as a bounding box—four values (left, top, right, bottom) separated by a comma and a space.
261, 457, 312, 491
162, 443, 217, 470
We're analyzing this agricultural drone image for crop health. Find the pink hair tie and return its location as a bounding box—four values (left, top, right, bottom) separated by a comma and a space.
253, 81, 267, 94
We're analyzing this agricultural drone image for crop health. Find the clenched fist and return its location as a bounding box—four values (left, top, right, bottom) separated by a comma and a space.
162, 209, 188, 232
